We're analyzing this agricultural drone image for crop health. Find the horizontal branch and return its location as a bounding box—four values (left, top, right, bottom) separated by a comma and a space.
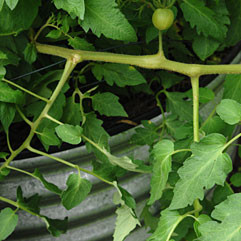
36, 43, 241, 77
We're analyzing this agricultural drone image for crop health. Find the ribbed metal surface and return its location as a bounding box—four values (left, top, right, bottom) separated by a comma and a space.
0, 116, 162, 241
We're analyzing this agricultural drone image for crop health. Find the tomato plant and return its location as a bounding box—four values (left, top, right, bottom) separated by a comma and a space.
0, 0, 241, 241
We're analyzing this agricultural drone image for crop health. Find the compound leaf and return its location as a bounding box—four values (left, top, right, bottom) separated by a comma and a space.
169, 134, 232, 210
82, 0, 137, 41
216, 99, 241, 125
92, 63, 146, 87
148, 140, 174, 205
0, 208, 18, 240
0, 102, 16, 131
92, 92, 127, 117
0, 82, 23, 104
199, 193, 241, 241
39, 127, 61, 146
61, 173, 92, 210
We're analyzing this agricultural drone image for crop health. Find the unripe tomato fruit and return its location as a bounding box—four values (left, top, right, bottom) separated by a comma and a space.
152, 8, 174, 31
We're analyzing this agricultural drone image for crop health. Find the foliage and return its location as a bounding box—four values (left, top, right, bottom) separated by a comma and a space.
0, 0, 241, 240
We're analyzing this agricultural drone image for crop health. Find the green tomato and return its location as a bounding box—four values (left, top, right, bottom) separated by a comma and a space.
152, 8, 174, 31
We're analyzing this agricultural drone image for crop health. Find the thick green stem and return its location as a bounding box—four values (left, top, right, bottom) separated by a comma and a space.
191, 76, 200, 142
190, 76, 203, 217
36, 43, 241, 76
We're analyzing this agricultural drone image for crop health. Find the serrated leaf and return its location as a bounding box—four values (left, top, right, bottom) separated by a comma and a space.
82, 0, 137, 41
147, 209, 184, 241
140, 205, 159, 232
68, 37, 95, 51
92, 92, 127, 117
223, 75, 241, 103
0, 102, 16, 131
192, 35, 220, 61
92, 63, 146, 87
0, 82, 23, 104
55, 124, 83, 145
131, 120, 159, 145
148, 140, 174, 205
230, 173, 241, 187
199, 193, 241, 241
216, 99, 241, 125
166, 91, 193, 121
0, 0, 41, 36
61, 173, 92, 210
5, 0, 19, 10
0, 208, 18, 240
186, 87, 215, 104
118, 186, 136, 209
53, 0, 85, 20
180, 0, 227, 40
169, 134, 232, 210
113, 205, 140, 241
41, 216, 68, 237
212, 182, 233, 205
38, 127, 61, 146
225, 0, 241, 46
33, 168, 62, 195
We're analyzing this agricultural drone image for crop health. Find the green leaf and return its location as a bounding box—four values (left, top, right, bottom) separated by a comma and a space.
223, 75, 241, 103
92, 63, 146, 87
61, 173, 92, 210
16, 187, 41, 214
118, 186, 136, 209
0, 66, 6, 79
147, 209, 183, 241
212, 182, 233, 205
46, 29, 62, 39
140, 205, 159, 232
0, 0, 41, 36
180, 0, 227, 40
0, 208, 18, 240
230, 173, 241, 187
0, 0, 4, 11
186, 87, 215, 104
68, 37, 95, 51
192, 35, 220, 61
131, 120, 159, 145
92, 92, 127, 117
0, 167, 10, 181
0, 82, 23, 104
193, 214, 211, 237
216, 99, 241, 125
113, 205, 140, 241
199, 193, 241, 241
0, 102, 16, 131
53, 0, 85, 20
169, 134, 232, 210
55, 124, 83, 145
148, 140, 174, 205
41, 216, 68, 237
159, 71, 184, 89
82, 0, 137, 41
166, 92, 193, 121
225, 0, 241, 46
166, 117, 193, 140
146, 26, 158, 44
38, 127, 61, 146
5, 0, 19, 10
33, 168, 62, 195
61, 97, 82, 125
201, 115, 227, 135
